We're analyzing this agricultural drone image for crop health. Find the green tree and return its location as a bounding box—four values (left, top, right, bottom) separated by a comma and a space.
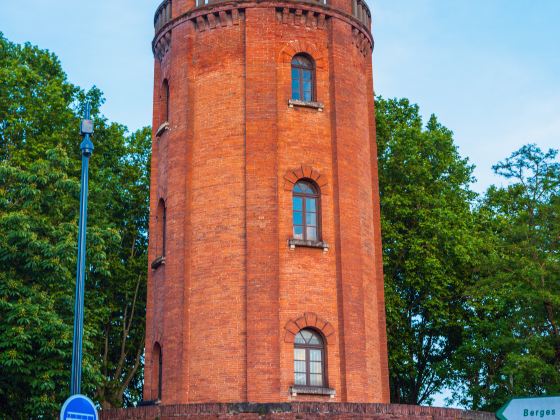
452, 144, 560, 410
0, 149, 112, 418
89, 122, 151, 408
376, 97, 478, 404
0, 33, 150, 416
0, 34, 78, 164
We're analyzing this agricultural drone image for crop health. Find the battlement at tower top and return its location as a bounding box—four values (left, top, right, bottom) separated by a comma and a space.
153, 0, 373, 60
154, 0, 372, 35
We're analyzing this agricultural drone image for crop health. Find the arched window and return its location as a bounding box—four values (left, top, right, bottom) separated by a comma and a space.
156, 199, 167, 257
291, 54, 315, 102
292, 180, 320, 241
153, 342, 163, 400
162, 79, 170, 123
294, 329, 325, 387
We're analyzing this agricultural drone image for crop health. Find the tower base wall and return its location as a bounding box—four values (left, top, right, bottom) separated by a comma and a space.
100, 403, 493, 420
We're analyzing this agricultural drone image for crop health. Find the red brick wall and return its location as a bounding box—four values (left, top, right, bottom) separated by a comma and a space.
100, 403, 494, 420
146, 0, 388, 404
173, 0, 195, 18
188, 12, 247, 403
244, 6, 281, 402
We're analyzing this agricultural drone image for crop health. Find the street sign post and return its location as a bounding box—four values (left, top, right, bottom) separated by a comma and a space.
70, 103, 94, 395
60, 394, 98, 420
496, 396, 560, 420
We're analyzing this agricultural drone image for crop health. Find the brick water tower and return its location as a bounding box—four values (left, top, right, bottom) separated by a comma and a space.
145, 0, 389, 405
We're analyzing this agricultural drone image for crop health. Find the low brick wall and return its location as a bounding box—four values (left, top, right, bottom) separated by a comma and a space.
100, 402, 494, 419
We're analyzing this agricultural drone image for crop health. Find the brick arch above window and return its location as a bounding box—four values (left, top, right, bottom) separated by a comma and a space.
284, 312, 336, 344
283, 165, 328, 194
278, 40, 327, 70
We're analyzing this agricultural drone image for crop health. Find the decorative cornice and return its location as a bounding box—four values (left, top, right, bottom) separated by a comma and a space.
275, 6, 327, 30
154, 31, 172, 61
194, 7, 243, 31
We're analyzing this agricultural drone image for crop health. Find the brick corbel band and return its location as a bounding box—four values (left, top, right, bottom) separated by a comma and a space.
283, 165, 329, 194
284, 312, 335, 344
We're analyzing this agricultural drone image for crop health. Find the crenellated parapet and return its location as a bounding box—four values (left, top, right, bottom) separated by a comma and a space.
153, 0, 373, 60
352, 0, 371, 27
154, 0, 173, 33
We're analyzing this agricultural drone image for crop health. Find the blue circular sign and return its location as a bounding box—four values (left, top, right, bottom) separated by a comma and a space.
60, 394, 98, 420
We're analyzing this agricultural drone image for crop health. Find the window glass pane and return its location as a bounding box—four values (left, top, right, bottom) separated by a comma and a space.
294, 347, 306, 359
293, 226, 304, 239
295, 373, 307, 385
292, 86, 300, 100
293, 197, 303, 211
310, 374, 323, 386
293, 211, 303, 225
309, 333, 321, 345
303, 70, 312, 81
306, 198, 316, 212
306, 213, 316, 227
294, 360, 307, 373
301, 330, 313, 343
292, 55, 312, 68
310, 349, 322, 362
310, 361, 322, 374
303, 81, 312, 93
306, 227, 317, 241
303, 90, 312, 102
292, 72, 300, 100
295, 182, 314, 194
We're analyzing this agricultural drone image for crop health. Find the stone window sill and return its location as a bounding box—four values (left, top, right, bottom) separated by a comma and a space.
290, 385, 336, 398
288, 99, 324, 111
288, 238, 329, 252
151, 256, 165, 270
155, 121, 169, 137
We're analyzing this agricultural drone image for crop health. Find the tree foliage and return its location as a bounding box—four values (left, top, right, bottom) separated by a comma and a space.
0, 33, 150, 417
376, 98, 559, 410
451, 144, 560, 410
376, 97, 478, 405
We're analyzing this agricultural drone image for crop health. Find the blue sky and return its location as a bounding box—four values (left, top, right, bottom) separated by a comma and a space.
1, 0, 558, 193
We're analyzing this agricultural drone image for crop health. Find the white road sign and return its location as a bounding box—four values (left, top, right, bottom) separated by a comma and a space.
496, 396, 560, 420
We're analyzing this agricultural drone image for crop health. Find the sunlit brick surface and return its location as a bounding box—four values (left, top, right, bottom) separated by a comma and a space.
145, 0, 388, 404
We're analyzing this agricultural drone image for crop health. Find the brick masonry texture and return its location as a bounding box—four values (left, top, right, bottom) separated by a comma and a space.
101, 403, 495, 420
145, 0, 389, 405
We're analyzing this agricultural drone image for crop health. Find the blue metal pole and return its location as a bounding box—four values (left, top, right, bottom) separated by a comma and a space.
70, 103, 94, 395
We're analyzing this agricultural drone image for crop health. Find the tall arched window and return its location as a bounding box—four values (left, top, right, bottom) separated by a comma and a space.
156, 199, 167, 257
153, 342, 163, 400
162, 79, 170, 123
294, 329, 325, 387
293, 180, 320, 241
291, 54, 315, 102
